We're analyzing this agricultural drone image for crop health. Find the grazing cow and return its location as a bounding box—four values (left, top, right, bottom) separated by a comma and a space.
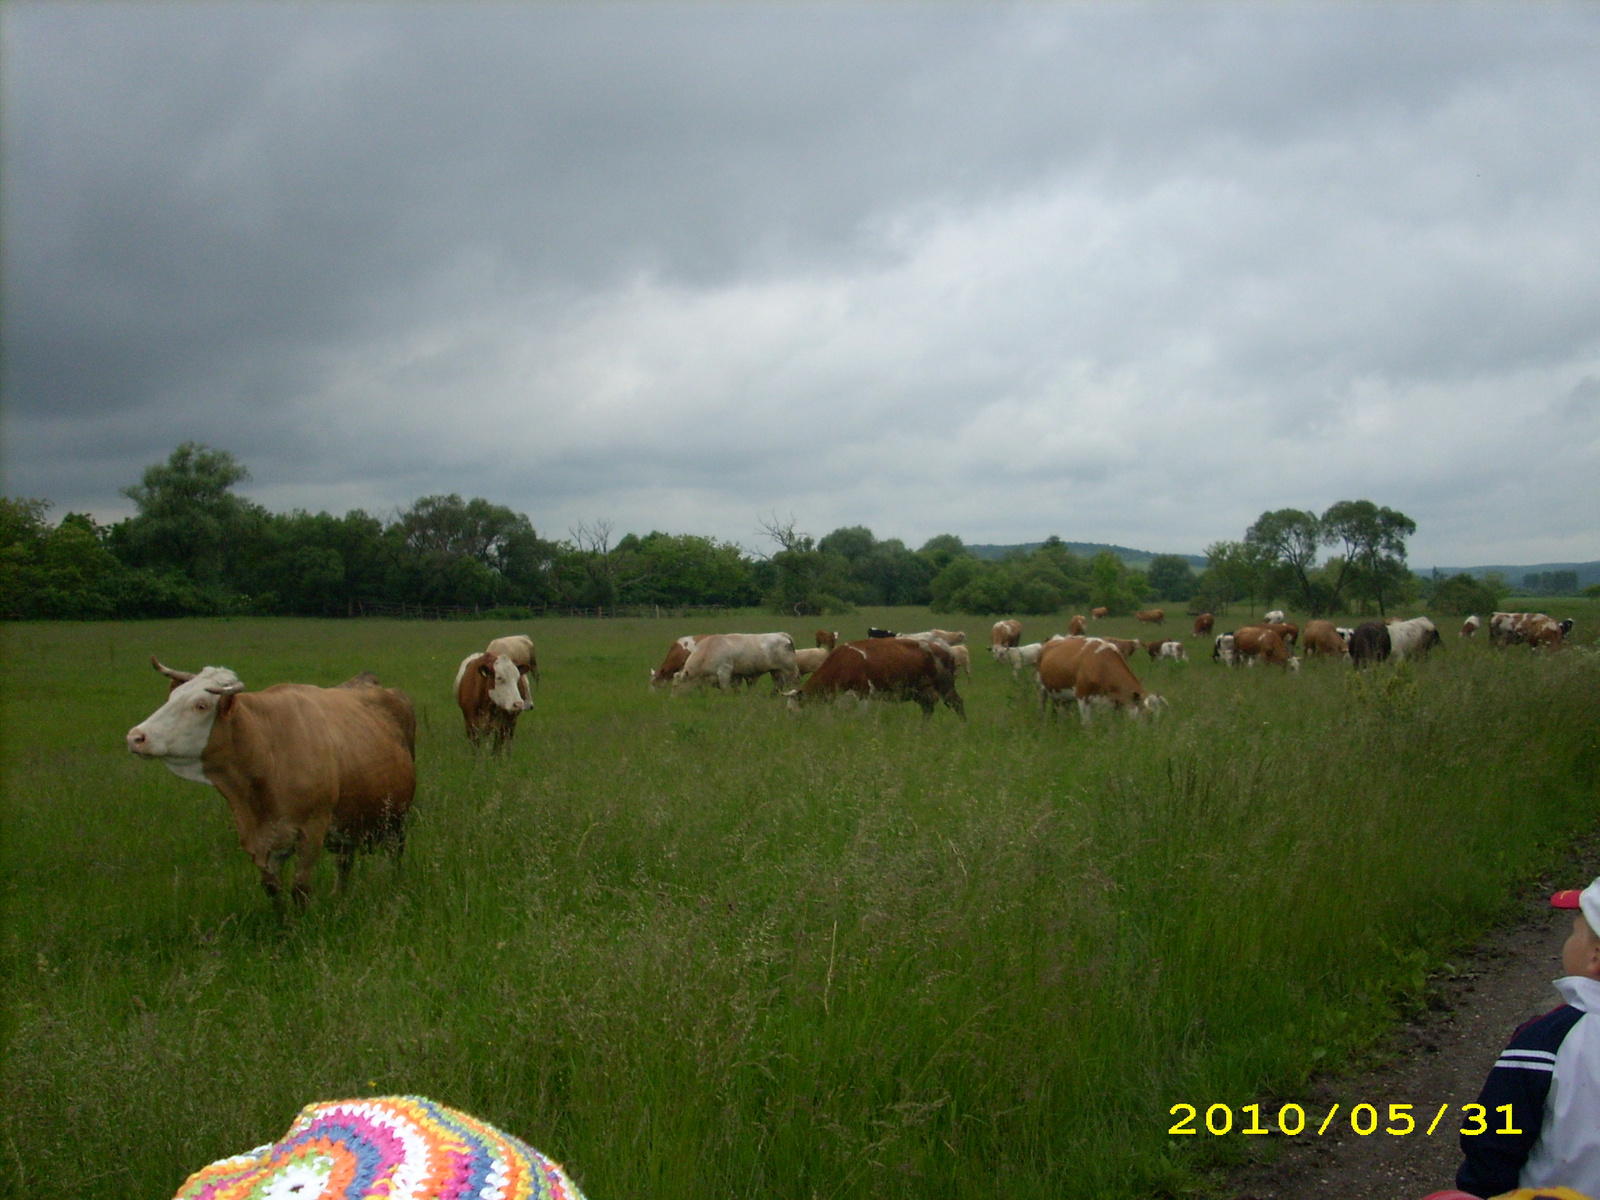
672, 632, 799, 693
1213, 633, 1237, 665
1100, 636, 1140, 659
1460, 615, 1481, 638
1491, 612, 1570, 649
1036, 636, 1166, 726
1193, 613, 1214, 636
867, 627, 896, 639
484, 634, 539, 697
990, 619, 1023, 648
900, 629, 966, 645
127, 659, 415, 907
789, 638, 964, 719
454, 651, 532, 750
1265, 610, 1285, 624
1227, 626, 1296, 668
947, 643, 971, 677
650, 634, 711, 689
815, 630, 838, 650
1519, 614, 1568, 651
1264, 621, 1300, 647
1090, 607, 1109, 620
1336, 627, 1355, 644
1348, 621, 1391, 668
1387, 616, 1442, 661
1301, 620, 1349, 658
1068, 614, 1087, 635
1135, 609, 1165, 625
794, 646, 830, 676
1145, 638, 1186, 661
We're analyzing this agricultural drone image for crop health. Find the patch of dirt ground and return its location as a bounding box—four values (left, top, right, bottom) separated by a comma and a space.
1227, 862, 1595, 1200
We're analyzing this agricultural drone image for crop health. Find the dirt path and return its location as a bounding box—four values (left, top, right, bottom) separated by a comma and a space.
1228, 875, 1587, 1200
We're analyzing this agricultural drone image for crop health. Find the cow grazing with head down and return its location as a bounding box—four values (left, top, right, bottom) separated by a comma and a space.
650, 634, 711, 689
1460, 615, 1481, 638
789, 638, 964, 719
127, 658, 416, 907
1387, 616, 1442, 661
1348, 621, 1391, 668
1145, 639, 1186, 661
672, 632, 799, 693
1037, 636, 1166, 726
1263, 621, 1299, 647
1135, 609, 1165, 625
1193, 613, 1214, 636
1100, 636, 1140, 659
815, 630, 838, 650
455, 651, 532, 750
1068, 614, 1087, 635
990, 619, 1023, 649
1301, 620, 1349, 658
1224, 626, 1297, 669
1090, 607, 1109, 620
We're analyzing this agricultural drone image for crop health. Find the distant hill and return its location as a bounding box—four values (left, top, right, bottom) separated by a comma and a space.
1429, 561, 1600, 591
967, 542, 1208, 570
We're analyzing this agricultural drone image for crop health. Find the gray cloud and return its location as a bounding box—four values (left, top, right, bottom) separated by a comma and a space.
4, 2, 1598, 566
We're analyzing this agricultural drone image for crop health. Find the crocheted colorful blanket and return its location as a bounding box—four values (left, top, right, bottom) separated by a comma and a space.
173, 1096, 587, 1200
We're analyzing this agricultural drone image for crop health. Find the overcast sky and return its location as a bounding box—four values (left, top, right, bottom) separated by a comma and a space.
4, 3, 1598, 566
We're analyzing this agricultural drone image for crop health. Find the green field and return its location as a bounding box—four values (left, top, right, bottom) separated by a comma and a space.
4, 607, 1599, 1198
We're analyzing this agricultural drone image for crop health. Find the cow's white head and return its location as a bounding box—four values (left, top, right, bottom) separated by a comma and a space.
126, 658, 246, 784
481, 654, 528, 712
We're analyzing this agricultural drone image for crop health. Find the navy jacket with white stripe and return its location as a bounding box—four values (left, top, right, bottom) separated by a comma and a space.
1457, 975, 1600, 1198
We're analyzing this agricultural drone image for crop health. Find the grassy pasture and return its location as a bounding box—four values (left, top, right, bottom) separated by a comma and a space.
3, 606, 1599, 1199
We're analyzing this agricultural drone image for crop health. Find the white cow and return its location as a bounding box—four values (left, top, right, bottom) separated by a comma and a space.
1265, 610, 1285, 624
793, 646, 830, 676
1155, 640, 1188, 662
899, 629, 967, 646
672, 633, 799, 693
997, 642, 1046, 675
1388, 616, 1442, 661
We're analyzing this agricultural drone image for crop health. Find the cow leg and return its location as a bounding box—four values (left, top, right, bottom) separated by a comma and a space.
943, 689, 966, 720
1076, 696, 1094, 727
290, 815, 332, 908
716, 666, 734, 692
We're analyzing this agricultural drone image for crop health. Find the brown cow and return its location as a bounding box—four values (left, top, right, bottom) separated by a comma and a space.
650, 634, 711, 689
1135, 608, 1165, 624
1090, 607, 1109, 620
455, 651, 532, 750
990, 619, 1023, 648
1193, 613, 1214, 636
814, 630, 838, 650
789, 638, 964, 719
1263, 621, 1299, 647
1100, 636, 1140, 659
127, 659, 416, 907
1229, 626, 1297, 668
1036, 636, 1165, 725
1301, 619, 1349, 658
1068, 614, 1087, 635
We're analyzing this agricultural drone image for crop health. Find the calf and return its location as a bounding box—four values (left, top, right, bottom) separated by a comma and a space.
815, 630, 838, 650
1036, 636, 1166, 726
455, 651, 532, 750
1460, 615, 1480, 638
128, 659, 415, 907
996, 641, 1046, 675
1145, 639, 1186, 661
790, 638, 964, 719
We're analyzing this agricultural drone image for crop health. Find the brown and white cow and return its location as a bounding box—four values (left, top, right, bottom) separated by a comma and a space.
455, 651, 532, 750
1301, 620, 1349, 658
127, 658, 415, 907
1145, 639, 1186, 661
990, 619, 1023, 649
789, 638, 964, 719
1224, 626, 1297, 669
1460, 615, 1481, 638
484, 634, 539, 698
1068, 614, 1087, 635
1100, 636, 1140, 659
1090, 607, 1109, 620
650, 634, 712, 689
1135, 609, 1165, 624
1036, 636, 1166, 725
1263, 621, 1299, 647
814, 630, 838, 650
672, 632, 799, 693
900, 629, 966, 645
1193, 613, 1214, 636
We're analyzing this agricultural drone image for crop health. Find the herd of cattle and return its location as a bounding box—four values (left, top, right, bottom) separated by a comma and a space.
122, 606, 1576, 908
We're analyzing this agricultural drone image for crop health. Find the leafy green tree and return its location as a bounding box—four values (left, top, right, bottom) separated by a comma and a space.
1146, 554, 1198, 602
1429, 572, 1507, 617
758, 517, 851, 615
1245, 508, 1324, 613
918, 534, 968, 574
112, 442, 264, 589
1321, 500, 1416, 615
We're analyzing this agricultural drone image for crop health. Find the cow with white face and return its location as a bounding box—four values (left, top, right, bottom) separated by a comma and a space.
455, 652, 532, 750
127, 658, 416, 907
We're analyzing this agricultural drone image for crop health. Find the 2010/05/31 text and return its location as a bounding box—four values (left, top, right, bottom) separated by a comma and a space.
1168, 1102, 1523, 1138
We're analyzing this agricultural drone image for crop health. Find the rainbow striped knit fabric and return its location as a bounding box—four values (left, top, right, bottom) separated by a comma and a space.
173, 1096, 587, 1200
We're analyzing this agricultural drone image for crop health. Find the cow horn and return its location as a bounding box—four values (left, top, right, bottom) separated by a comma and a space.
204, 680, 246, 696
151, 656, 195, 683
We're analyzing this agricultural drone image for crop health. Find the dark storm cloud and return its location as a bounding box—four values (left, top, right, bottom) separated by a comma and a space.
4, 2, 1598, 563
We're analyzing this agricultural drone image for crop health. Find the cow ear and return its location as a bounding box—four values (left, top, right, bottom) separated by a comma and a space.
479, 660, 496, 677
217, 693, 238, 720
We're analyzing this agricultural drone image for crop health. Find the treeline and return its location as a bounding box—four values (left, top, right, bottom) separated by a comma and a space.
4, 443, 1465, 621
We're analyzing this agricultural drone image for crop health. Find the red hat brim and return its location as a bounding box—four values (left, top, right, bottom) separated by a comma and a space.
1551, 889, 1583, 909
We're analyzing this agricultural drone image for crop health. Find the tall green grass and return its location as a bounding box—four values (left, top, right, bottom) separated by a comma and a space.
3, 609, 1598, 1198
